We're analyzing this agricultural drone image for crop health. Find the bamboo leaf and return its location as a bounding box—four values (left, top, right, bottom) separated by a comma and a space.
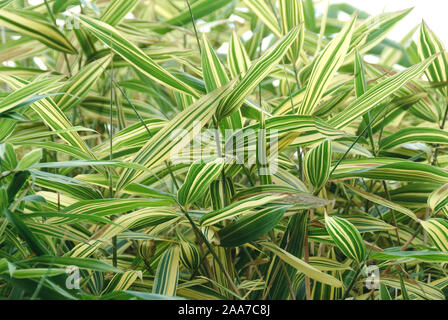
298, 14, 356, 115
100, 0, 139, 26
418, 21, 448, 97
177, 157, 225, 207
216, 26, 301, 120
329, 55, 438, 129
0, 8, 76, 54
75, 14, 199, 98
218, 206, 288, 247
344, 183, 418, 221
325, 214, 366, 263
380, 127, 448, 150
420, 218, 448, 251
262, 242, 343, 288
304, 139, 332, 191
279, 0, 305, 65
228, 30, 252, 79
428, 183, 448, 214
116, 82, 235, 190
152, 246, 180, 296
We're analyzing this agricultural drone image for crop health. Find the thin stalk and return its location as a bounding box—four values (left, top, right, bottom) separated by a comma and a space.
262, 260, 284, 300
178, 205, 241, 296
281, 262, 296, 300
108, 32, 117, 268
291, 64, 304, 180
243, 246, 264, 280
342, 229, 385, 299
381, 180, 401, 246
185, 0, 202, 55
112, 78, 180, 190
330, 104, 387, 177
342, 263, 363, 300
382, 225, 423, 276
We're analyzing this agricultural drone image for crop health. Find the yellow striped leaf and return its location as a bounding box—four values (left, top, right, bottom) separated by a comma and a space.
200, 194, 285, 227
0, 8, 76, 54
304, 139, 332, 191
76, 14, 199, 98
243, 0, 282, 37
152, 246, 180, 296
279, 0, 305, 65
216, 26, 301, 120
297, 15, 356, 115
228, 30, 251, 79
428, 183, 448, 214
344, 183, 418, 221
262, 242, 343, 288
329, 55, 437, 129
177, 158, 225, 206
100, 0, 139, 26
116, 82, 235, 190
418, 21, 448, 97
54, 55, 112, 111
420, 218, 448, 251
325, 214, 366, 263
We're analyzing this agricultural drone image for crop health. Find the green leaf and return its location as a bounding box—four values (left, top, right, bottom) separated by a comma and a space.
325, 214, 366, 263
218, 206, 288, 247
428, 183, 448, 214
418, 21, 448, 97
6, 170, 30, 203
200, 194, 286, 227
279, 0, 305, 65
329, 55, 438, 129
117, 82, 235, 190
381, 276, 444, 300
16, 149, 42, 171
76, 14, 199, 98
262, 242, 343, 288
0, 8, 76, 54
420, 218, 448, 251
216, 26, 301, 120
100, 0, 139, 26
228, 30, 252, 79
380, 127, 448, 150
152, 246, 180, 296
331, 160, 448, 185
298, 14, 356, 115
54, 55, 112, 111
177, 158, 225, 207
152, 0, 230, 34
4, 208, 49, 256
243, 0, 282, 37
202, 33, 230, 92
304, 139, 332, 191
343, 183, 418, 221
0, 75, 97, 161
0, 76, 61, 115
371, 250, 448, 263
21, 256, 122, 273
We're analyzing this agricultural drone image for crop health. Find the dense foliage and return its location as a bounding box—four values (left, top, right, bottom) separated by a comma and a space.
1, 0, 448, 300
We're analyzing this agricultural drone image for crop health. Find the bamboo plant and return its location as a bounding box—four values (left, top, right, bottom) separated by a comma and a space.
1, 0, 448, 300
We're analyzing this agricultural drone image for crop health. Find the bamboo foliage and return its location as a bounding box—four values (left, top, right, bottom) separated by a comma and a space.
1, 0, 448, 301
